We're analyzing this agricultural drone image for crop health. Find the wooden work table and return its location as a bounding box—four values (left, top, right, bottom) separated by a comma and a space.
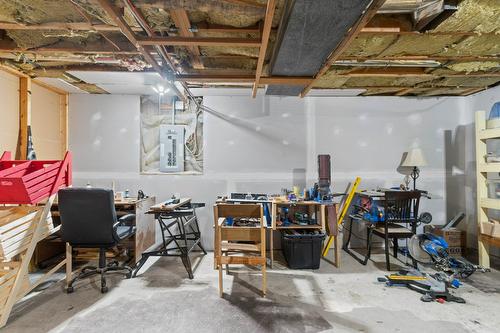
215, 198, 336, 267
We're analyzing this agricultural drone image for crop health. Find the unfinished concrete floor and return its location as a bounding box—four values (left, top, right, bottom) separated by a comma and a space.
3, 250, 500, 333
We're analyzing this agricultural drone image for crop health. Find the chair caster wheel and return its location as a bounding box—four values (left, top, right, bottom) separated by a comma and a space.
126, 272, 132, 279
66, 287, 74, 294
101, 286, 108, 293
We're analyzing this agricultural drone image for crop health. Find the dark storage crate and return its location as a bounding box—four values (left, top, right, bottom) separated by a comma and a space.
281, 231, 325, 269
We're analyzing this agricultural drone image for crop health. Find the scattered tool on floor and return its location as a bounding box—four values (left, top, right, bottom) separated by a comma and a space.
378, 269, 466, 303
408, 212, 489, 280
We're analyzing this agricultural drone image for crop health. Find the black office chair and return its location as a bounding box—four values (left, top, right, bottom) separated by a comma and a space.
58, 188, 136, 293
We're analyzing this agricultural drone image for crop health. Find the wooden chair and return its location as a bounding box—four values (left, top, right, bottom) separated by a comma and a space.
366, 191, 421, 271
214, 203, 266, 297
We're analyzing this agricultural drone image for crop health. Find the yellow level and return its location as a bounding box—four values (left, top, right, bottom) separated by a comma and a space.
387, 275, 427, 281
322, 177, 361, 257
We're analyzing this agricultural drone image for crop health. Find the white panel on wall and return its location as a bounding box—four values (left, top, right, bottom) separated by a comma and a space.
31, 84, 62, 159
0, 70, 19, 154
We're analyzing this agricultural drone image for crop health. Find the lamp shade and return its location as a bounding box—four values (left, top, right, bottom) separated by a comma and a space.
401, 148, 427, 167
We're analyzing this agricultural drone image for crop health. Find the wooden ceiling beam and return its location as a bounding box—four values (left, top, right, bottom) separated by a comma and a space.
96, 0, 184, 99
339, 56, 500, 62
137, 36, 262, 47
170, 9, 204, 69
300, 0, 387, 97
177, 74, 313, 85
0, 39, 139, 54
222, 0, 267, 8
0, 22, 142, 32
252, 0, 276, 97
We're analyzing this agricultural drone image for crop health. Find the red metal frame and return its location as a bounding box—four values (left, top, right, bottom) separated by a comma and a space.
0, 151, 72, 204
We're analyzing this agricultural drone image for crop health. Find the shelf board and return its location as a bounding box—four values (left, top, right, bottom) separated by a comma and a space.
479, 233, 500, 247
478, 127, 500, 140
276, 224, 322, 229
480, 198, 500, 210
478, 163, 500, 172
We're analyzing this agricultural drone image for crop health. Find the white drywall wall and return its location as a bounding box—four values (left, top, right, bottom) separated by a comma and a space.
31, 84, 63, 159
0, 70, 19, 154
69, 92, 483, 249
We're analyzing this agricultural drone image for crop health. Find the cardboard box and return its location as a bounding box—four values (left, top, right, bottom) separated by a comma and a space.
423, 225, 466, 257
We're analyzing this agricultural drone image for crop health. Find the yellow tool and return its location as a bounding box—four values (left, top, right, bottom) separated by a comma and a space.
387, 275, 427, 281
322, 177, 361, 257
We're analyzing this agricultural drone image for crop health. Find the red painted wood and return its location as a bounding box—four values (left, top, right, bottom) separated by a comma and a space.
0, 151, 72, 204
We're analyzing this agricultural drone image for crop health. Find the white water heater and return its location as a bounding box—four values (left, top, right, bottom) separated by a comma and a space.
159, 125, 185, 172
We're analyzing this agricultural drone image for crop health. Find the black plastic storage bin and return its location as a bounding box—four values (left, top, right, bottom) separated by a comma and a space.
281, 231, 326, 269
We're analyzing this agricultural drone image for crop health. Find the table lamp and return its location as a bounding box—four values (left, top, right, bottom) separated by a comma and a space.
401, 148, 427, 190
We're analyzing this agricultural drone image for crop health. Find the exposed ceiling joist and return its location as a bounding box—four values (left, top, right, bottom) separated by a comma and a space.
170, 9, 204, 69
177, 74, 313, 85
252, 0, 276, 97
0, 39, 138, 54
300, 0, 387, 97
0, 22, 142, 32
222, 0, 267, 8
137, 36, 262, 47
96, 0, 184, 99
339, 56, 500, 62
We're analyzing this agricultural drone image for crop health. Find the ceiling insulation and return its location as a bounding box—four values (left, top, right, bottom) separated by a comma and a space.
433, 0, 500, 33
0, 0, 498, 96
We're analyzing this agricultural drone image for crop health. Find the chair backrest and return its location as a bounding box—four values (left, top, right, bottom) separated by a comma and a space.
383, 191, 421, 223
58, 188, 118, 246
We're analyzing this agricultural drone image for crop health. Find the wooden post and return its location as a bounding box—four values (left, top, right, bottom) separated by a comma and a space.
60, 94, 69, 158
17, 77, 31, 160
475, 111, 490, 268
65, 243, 72, 286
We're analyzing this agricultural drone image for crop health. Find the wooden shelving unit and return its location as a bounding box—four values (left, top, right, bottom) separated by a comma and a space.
475, 111, 500, 268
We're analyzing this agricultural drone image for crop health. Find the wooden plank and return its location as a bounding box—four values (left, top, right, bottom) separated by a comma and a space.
221, 242, 261, 252
480, 198, 500, 210
60, 94, 69, 158
176, 74, 313, 85
221, 228, 261, 242
479, 234, 500, 248
0, 196, 54, 327
478, 163, 500, 173
252, 0, 276, 97
0, 65, 29, 78
18, 77, 31, 160
300, 0, 386, 97
216, 204, 262, 218
170, 9, 204, 69
218, 256, 266, 265
478, 127, 500, 140
149, 197, 190, 212
222, 0, 266, 8
137, 36, 262, 47
339, 55, 500, 62
395, 87, 414, 96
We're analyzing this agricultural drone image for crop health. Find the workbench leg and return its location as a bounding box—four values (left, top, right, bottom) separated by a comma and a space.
334, 235, 341, 268
66, 243, 72, 286
218, 263, 223, 297
262, 264, 267, 297
270, 229, 274, 268
478, 238, 490, 268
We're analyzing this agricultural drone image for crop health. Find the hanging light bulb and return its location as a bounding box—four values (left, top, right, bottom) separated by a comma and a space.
152, 84, 170, 96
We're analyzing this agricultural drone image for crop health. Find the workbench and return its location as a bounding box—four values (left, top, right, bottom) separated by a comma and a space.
134, 198, 206, 279
215, 198, 333, 267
